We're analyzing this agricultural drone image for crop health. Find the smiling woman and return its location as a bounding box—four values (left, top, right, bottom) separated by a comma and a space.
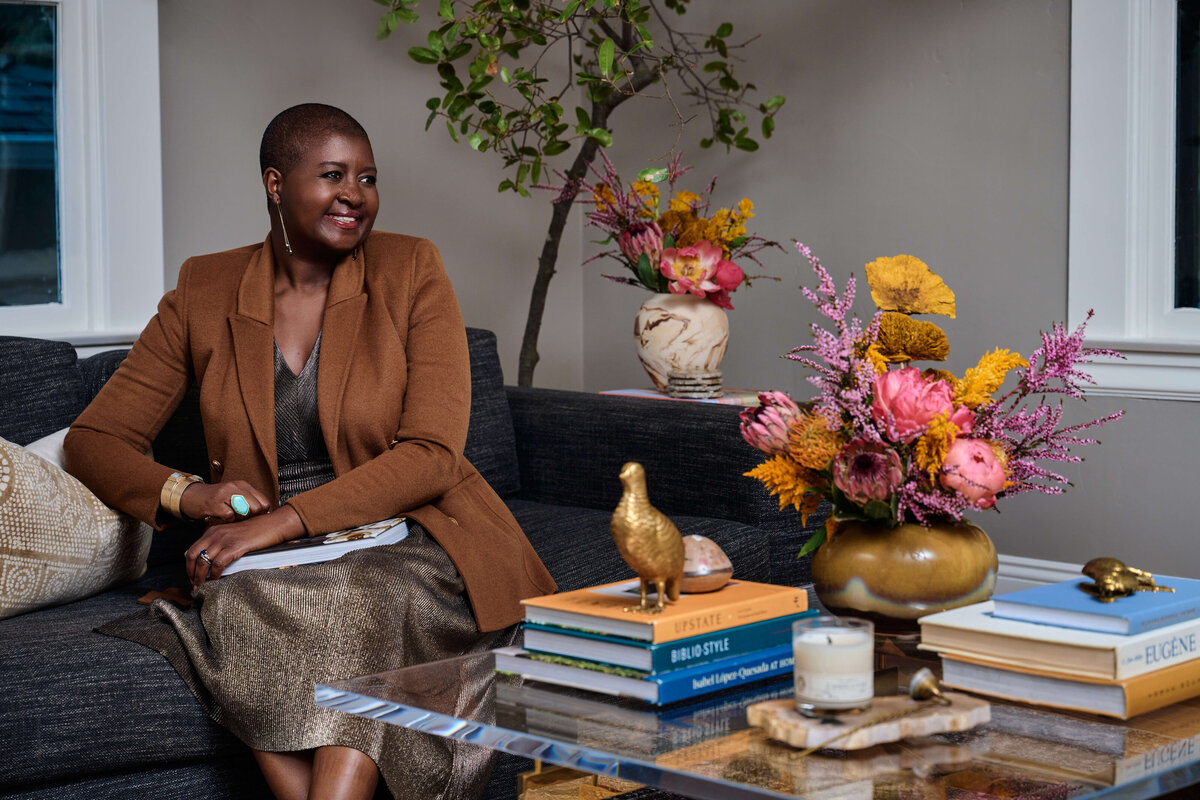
61, 103, 555, 800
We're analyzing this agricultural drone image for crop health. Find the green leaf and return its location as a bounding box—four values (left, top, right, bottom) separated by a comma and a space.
425, 109, 437, 131
500, 66, 510, 83
559, 0, 582, 21
598, 38, 615, 78
408, 46, 441, 65
376, 17, 392, 41
446, 42, 472, 61
662, 233, 676, 249
543, 140, 570, 156
531, 157, 542, 185
636, 253, 658, 289
637, 167, 670, 183
699, 137, 713, 149
587, 127, 613, 147
861, 499, 894, 521
575, 107, 591, 129
703, 61, 726, 73
395, 6, 418, 23
764, 94, 786, 110
715, 22, 733, 38
468, 133, 484, 150
516, 162, 530, 188
761, 116, 775, 138
734, 137, 759, 152
445, 120, 459, 143
425, 97, 441, 111
796, 528, 826, 558
438, 0, 454, 20
635, 24, 653, 46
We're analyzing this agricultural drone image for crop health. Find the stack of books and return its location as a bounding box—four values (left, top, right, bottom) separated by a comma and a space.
919, 575, 1200, 719
495, 577, 813, 705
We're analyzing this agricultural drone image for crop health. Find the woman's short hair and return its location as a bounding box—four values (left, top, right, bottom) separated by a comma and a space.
259, 104, 370, 176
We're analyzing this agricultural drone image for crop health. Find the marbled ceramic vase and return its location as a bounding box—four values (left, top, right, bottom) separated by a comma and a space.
633, 294, 729, 392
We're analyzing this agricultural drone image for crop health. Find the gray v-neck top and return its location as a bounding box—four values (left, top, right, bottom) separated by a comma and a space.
274, 332, 335, 503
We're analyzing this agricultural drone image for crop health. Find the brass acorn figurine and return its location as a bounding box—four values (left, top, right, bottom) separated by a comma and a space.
610, 462, 685, 614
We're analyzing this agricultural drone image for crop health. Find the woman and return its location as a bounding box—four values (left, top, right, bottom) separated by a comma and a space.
65, 103, 555, 800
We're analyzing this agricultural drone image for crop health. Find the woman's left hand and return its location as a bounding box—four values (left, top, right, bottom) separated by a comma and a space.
185, 505, 307, 588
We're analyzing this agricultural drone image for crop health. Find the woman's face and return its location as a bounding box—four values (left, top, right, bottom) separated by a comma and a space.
269, 132, 379, 259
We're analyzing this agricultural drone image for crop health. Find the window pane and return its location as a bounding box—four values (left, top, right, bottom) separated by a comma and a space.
0, 3, 58, 308
1178, 0, 1200, 309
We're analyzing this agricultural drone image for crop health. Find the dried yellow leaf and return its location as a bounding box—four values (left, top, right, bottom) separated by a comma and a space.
875, 312, 950, 363
865, 255, 956, 318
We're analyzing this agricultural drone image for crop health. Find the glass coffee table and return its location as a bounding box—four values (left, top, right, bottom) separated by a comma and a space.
315, 651, 1200, 800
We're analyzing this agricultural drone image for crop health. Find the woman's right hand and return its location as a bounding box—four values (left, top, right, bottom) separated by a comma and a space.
179, 480, 271, 523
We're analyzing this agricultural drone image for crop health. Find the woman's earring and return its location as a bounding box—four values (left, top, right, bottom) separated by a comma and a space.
274, 198, 293, 255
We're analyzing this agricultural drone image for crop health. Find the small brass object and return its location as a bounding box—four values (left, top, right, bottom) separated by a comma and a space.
610, 462, 686, 614
908, 668, 950, 705
1080, 557, 1175, 602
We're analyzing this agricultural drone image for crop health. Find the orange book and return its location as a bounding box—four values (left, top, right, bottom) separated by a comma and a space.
941, 652, 1200, 720
520, 578, 808, 644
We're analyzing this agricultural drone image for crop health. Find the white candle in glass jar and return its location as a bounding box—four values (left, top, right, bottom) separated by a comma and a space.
792, 616, 874, 714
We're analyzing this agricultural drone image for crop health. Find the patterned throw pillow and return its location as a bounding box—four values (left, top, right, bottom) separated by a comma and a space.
0, 434, 151, 619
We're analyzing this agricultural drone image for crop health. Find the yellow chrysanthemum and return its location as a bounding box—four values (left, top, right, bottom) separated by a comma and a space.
630, 181, 660, 219
914, 411, 961, 481
744, 455, 824, 525
668, 190, 702, 213
736, 197, 755, 221
922, 368, 958, 388
865, 255, 956, 318
787, 411, 845, 471
592, 183, 617, 210
955, 348, 1028, 409
874, 312, 950, 363
865, 343, 889, 374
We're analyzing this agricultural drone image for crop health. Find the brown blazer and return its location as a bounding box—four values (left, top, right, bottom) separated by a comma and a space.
65, 232, 556, 632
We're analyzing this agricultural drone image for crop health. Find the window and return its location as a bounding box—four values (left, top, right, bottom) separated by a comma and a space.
0, 0, 162, 347
1069, 0, 1200, 401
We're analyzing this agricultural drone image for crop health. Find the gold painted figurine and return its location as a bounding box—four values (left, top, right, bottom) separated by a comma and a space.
610, 462, 685, 614
1081, 557, 1175, 602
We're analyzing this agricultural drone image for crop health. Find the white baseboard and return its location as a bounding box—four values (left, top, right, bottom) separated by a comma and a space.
995, 554, 1081, 594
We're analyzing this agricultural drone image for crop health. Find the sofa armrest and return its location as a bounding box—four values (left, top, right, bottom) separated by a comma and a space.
505, 387, 826, 587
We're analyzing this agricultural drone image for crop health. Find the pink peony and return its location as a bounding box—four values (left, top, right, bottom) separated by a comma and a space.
832, 438, 905, 506
872, 367, 968, 442
619, 221, 664, 269
940, 438, 1008, 509
740, 391, 802, 455
660, 240, 744, 308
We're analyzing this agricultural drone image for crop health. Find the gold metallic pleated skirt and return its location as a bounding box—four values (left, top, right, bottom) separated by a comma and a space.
97, 522, 513, 800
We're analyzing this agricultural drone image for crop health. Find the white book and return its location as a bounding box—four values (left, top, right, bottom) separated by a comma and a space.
918, 601, 1200, 680
223, 517, 408, 575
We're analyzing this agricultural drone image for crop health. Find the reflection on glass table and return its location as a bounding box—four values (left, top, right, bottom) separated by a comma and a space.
315, 651, 1200, 800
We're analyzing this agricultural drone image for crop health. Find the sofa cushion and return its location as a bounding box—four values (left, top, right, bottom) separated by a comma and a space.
463, 328, 520, 498
0, 561, 248, 790
0, 337, 86, 446
506, 498, 771, 593
0, 436, 152, 620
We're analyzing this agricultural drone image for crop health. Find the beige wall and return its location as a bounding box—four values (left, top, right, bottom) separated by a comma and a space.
158, 0, 1200, 577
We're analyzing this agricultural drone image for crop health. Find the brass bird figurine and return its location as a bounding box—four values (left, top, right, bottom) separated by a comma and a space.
1081, 557, 1175, 602
610, 462, 685, 614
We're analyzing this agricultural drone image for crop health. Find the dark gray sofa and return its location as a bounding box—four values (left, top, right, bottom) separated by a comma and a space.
0, 328, 822, 800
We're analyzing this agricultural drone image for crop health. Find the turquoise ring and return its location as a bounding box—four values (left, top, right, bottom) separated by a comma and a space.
230, 494, 250, 516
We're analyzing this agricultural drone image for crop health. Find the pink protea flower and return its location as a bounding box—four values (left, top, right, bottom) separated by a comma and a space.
940, 438, 1008, 509
740, 391, 802, 455
660, 240, 744, 307
872, 367, 960, 443
618, 221, 664, 268
832, 438, 904, 505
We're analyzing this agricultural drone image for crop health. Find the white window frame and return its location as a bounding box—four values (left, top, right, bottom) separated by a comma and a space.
1070, 0, 1200, 401
0, 0, 162, 347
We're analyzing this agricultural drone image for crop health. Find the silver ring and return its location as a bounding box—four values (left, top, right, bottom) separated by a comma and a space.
199, 549, 213, 566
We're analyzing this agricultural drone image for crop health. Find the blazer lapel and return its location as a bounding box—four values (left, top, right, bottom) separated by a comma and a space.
317, 249, 367, 475
230, 240, 278, 482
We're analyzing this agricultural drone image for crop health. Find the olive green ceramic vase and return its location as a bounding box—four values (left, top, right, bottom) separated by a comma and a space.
810, 519, 998, 634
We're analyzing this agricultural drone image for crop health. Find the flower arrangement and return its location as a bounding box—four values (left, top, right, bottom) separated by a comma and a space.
579, 153, 779, 309
740, 243, 1124, 556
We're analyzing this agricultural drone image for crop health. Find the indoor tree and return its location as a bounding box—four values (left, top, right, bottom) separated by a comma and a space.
373, 0, 784, 386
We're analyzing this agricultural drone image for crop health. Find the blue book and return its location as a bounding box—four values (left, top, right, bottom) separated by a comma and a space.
521, 611, 815, 673
991, 576, 1200, 635
494, 643, 795, 705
